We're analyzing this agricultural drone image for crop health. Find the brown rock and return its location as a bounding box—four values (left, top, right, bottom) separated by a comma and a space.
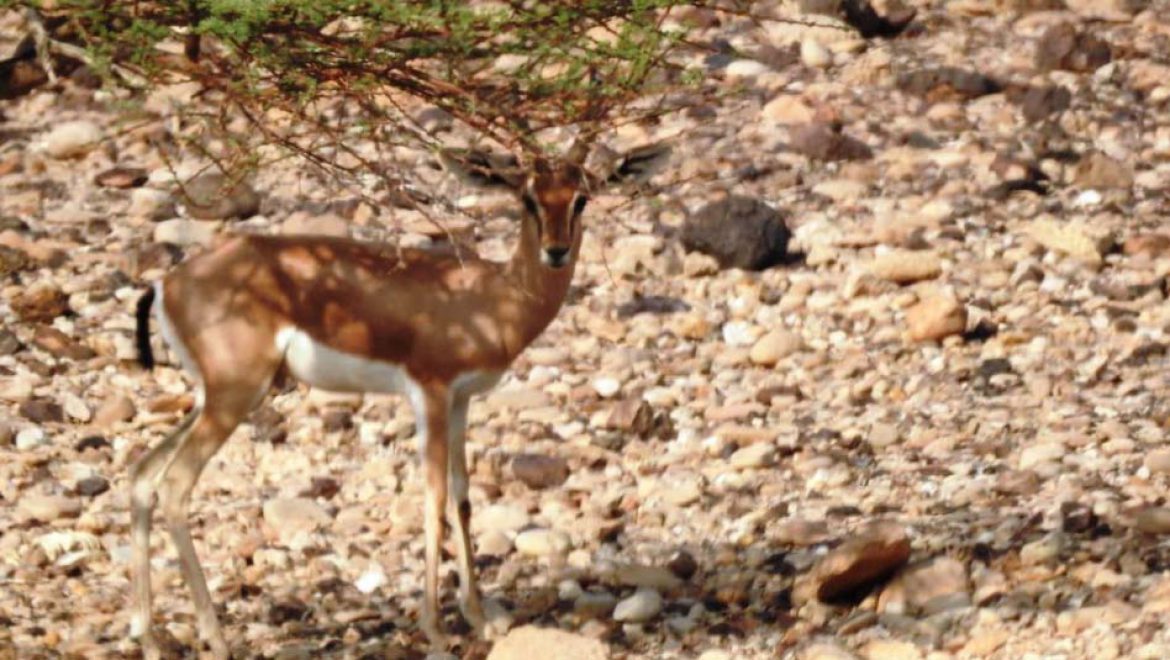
146, 393, 196, 414
905, 293, 967, 342
11, 283, 70, 322
488, 625, 608, 660
94, 167, 148, 189
896, 67, 1001, 102
0, 244, 30, 277
93, 396, 136, 428
798, 521, 912, 603
1035, 23, 1111, 73
607, 397, 655, 438
20, 398, 64, 423
31, 325, 96, 360
789, 122, 873, 162
511, 454, 569, 489
1123, 234, 1170, 258
1135, 507, 1170, 535
18, 494, 83, 522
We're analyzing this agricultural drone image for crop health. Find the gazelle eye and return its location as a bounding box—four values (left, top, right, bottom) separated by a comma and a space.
522, 193, 539, 217
572, 194, 589, 217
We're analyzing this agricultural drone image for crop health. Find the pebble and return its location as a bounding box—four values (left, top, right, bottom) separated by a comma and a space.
575, 590, 618, 619
801, 38, 833, 68
729, 443, 776, 469
749, 329, 804, 366
592, 377, 621, 398
154, 219, 221, 246
19, 494, 83, 522
15, 427, 47, 450
262, 497, 331, 541
612, 587, 663, 622
511, 454, 569, 489
487, 625, 608, 660
905, 293, 966, 342
1134, 507, 1170, 535
127, 188, 176, 220
515, 528, 571, 557
43, 121, 103, 159
869, 251, 942, 284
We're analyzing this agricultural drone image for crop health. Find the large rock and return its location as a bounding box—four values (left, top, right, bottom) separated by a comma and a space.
681, 196, 791, 270
796, 521, 911, 603
11, 283, 70, 322
511, 454, 569, 490
488, 626, 608, 660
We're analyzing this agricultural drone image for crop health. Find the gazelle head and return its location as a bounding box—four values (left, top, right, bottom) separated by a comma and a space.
441, 140, 670, 270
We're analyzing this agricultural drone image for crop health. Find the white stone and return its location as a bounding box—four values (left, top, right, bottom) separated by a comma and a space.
801, 38, 833, 68
613, 587, 663, 622
515, 528, 571, 557
15, 427, 47, 450
43, 121, 103, 159
127, 188, 176, 220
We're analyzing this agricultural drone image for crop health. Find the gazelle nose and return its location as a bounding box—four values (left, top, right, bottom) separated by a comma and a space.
543, 246, 570, 268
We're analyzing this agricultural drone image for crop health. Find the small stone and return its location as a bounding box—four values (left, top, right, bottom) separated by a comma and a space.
511, 454, 569, 490
15, 427, 46, 450
127, 188, 176, 220
1035, 22, 1111, 73
775, 517, 833, 546
478, 530, 513, 557
1025, 219, 1115, 264
20, 398, 64, 424
790, 122, 873, 162
487, 626, 608, 660
905, 293, 966, 342
1135, 507, 1170, 535
1020, 532, 1067, 565
154, 219, 221, 246
95, 166, 148, 189
801, 642, 860, 660
1074, 152, 1133, 190
797, 521, 911, 603
31, 326, 96, 360
612, 564, 684, 592
0, 245, 30, 277
801, 38, 833, 68
750, 330, 804, 366
592, 377, 621, 398
574, 591, 618, 619
607, 398, 657, 439
896, 67, 1001, 101
1019, 441, 1064, 470
75, 476, 110, 497
869, 251, 942, 284
178, 172, 261, 220
262, 497, 332, 542
479, 504, 529, 534
515, 528, 571, 557
729, 443, 776, 469
613, 587, 663, 622
869, 423, 900, 448
19, 494, 83, 522
62, 394, 91, 422
879, 557, 970, 615
667, 551, 698, 580
1145, 449, 1170, 475
282, 212, 349, 237
762, 94, 815, 124
861, 640, 922, 660
93, 396, 136, 428
43, 120, 103, 159
11, 283, 70, 322
1124, 234, 1170, 258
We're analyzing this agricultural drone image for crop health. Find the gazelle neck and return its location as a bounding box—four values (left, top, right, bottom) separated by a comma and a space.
506, 220, 581, 342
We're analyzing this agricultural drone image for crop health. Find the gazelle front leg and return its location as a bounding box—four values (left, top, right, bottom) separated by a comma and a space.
446, 395, 485, 634
418, 386, 450, 650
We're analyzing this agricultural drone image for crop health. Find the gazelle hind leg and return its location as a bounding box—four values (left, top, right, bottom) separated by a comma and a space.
129, 408, 200, 658
153, 372, 277, 659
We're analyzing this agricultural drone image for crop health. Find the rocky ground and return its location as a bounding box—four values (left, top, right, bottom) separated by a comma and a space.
3, 1, 1170, 658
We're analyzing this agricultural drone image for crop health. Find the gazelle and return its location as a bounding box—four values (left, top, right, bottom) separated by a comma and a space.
128, 139, 668, 657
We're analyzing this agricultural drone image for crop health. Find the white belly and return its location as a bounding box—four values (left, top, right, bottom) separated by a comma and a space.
276, 327, 414, 395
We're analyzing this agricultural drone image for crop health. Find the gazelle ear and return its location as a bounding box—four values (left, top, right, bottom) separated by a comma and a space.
596, 142, 672, 187
439, 148, 526, 189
